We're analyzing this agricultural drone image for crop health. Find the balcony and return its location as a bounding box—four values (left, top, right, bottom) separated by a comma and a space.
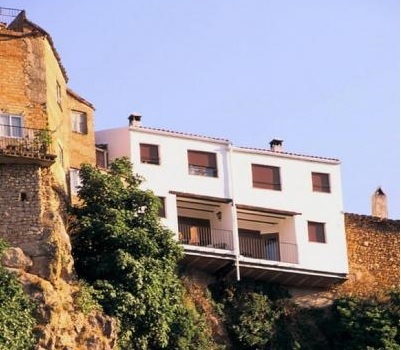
178, 223, 234, 250
0, 125, 56, 166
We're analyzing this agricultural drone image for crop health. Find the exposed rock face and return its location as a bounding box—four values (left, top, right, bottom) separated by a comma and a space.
0, 164, 117, 349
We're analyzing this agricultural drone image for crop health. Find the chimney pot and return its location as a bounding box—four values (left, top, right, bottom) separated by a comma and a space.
371, 187, 388, 219
128, 113, 142, 127
269, 138, 283, 152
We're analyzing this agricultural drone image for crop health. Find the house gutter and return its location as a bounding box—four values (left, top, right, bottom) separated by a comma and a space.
227, 142, 241, 281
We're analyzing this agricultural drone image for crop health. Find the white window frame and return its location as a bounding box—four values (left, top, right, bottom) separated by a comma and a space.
0, 114, 23, 137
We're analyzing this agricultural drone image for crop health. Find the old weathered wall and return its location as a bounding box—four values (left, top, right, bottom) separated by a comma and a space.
0, 163, 116, 349
332, 213, 399, 298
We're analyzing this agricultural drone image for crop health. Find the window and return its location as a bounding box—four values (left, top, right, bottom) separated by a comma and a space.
308, 221, 326, 243
158, 197, 166, 218
0, 114, 23, 137
56, 81, 62, 106
96, 145, 108, 168
69, 168, 82, 195
140, 143, 160, 164
58, 142, 64, 167
71, 111, 88, 134
252, 164, 281, 190
312, 172, 330, 193
187, 150, 217, 177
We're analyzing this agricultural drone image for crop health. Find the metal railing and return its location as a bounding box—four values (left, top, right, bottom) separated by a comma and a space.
188, 164, 218, 177
0, 7, 22, 27
0, 125, 55, 159
178, 223, 234, 250
239, 236, 298, 264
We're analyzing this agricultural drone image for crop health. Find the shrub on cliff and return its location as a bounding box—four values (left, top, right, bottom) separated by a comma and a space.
70, 158, 214, 349
0, 240, 37, 350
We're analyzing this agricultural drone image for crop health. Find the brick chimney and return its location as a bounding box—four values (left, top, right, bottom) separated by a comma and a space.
128, 113, 142, 127
269, 139, 283, 152
371, 187, 388, 219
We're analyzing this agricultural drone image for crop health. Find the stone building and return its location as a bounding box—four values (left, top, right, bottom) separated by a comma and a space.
0, 8, 115, 349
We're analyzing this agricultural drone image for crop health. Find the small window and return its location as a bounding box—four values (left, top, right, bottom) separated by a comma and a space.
252, 164, 281, 190
58, 142, 64, 167
140, 143, 160, 165
312, 172, 330, 193
158, 197, 166, 218
71, 111, 88, 134
0, 114, 23, 137
308, 221, 326, 243
69, 168, 82, 195
56, 81, 62, 106
187, 150, 217, 177
96, 146, 108, 168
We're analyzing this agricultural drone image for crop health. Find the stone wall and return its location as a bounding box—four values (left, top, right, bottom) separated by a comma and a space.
0, 162, 116, 349
332, 213, 400, 298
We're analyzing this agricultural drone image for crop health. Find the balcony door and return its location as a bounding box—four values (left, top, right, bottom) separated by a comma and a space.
265, 233, 280, 261
178, 216, 211, 246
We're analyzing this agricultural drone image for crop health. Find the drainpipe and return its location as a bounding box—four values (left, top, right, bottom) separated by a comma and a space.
227, 142, 241, 281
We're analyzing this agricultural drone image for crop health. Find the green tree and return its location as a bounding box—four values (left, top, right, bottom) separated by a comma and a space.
71, 158, 213, 349
0, 240, 37, 350
327, 292, 400, 350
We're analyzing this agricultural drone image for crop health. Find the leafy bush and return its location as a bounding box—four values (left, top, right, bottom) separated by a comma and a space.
326, 292, 400, 350
71, 158, 195, 349
0, 240, 37, 350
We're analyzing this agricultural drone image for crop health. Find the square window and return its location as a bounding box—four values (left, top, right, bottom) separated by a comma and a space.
140, 143, 160, 165
71, 111, 88, 134
312, 172, 331, 193
187, 150, 218, 177
0, 114, 23, 137
308, 221, 326, 243
252, 164, 281, 190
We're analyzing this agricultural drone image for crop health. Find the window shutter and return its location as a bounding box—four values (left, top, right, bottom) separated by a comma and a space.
312, 172, 330, 192
308, 222, 326, 243
252, 164, 281, 190
140, 144, 159, 164
188, 150, 216, 167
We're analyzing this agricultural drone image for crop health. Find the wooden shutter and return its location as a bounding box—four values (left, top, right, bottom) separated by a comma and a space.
187, 150, 216, 167
252, 164, 281, 190
312, 172, 330, 192
140, 144, 159, 164
308, 222, 326, 243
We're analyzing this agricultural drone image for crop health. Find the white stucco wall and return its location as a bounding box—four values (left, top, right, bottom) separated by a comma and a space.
96, 126, 348, 275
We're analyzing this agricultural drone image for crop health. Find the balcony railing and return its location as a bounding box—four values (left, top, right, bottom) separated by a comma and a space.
239, 236, 298, 264
188, 165, 217, 177
178, 223, 234, 250
0, 7, 22, 27
0, 125, 55, 160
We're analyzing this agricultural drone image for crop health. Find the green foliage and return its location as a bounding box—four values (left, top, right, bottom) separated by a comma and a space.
71, 157, 193, 349
74, 280, 102, 315
326, 292, 400, 350
0, 240, 37, 350
211, 280, 288, 350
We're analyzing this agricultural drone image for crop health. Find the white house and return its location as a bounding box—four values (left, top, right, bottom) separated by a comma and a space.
96, 115, 349, 288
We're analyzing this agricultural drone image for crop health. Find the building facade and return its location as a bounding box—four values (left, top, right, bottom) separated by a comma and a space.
0, 8, 96, 195
96, 116, 349, 288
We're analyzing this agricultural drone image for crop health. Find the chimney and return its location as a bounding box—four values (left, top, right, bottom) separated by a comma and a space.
269, 139, 283, 152
371, 187, 388, 219
128, 113, 142, 127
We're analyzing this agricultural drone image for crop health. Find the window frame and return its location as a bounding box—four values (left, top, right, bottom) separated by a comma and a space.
140, 143, 160, 165
56, 81, 62, 107
0, 114, 23, 138
312, 172, 331, 193
69, 168, 82, 195
71, 110, 88, 134
251, 164, 282, 191
187, 150, 218, 177
307, 221, 326, 243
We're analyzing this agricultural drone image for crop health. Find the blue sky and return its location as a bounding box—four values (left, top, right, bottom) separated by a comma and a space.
6, 0, 400, 218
